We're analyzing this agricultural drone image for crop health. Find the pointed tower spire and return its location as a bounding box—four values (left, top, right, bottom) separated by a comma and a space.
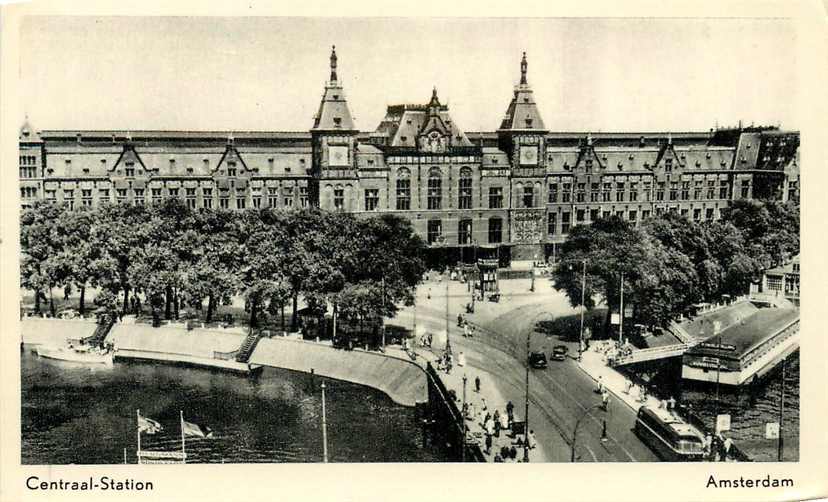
329, 45, 338, 83
520, 52, 528, 85
498, 52, 546, 131
429, 87, 441, 109
312, 46, 355, 131
667, 132, 672, 145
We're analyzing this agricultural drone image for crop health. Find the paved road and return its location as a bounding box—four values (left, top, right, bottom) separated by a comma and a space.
399, 282, 659, 462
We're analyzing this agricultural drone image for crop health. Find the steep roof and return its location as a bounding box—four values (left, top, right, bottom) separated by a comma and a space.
19, 117, 42, 143
375, 91, 472, 149
499, 53, 546, 132
312, 46, 356, 132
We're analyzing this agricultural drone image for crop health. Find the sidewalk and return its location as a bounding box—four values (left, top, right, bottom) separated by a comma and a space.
416, 344, 549, 462
577, 341, 664, 413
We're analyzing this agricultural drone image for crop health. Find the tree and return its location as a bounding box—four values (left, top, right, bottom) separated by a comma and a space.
20, 201, 66, 315
721, 199, 800, 268
92, 202, 149, 314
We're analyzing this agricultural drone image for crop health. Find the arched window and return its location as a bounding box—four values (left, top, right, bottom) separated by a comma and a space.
427, 167, 442, 210
396, 168, 411, 210
458, 167, 473, 209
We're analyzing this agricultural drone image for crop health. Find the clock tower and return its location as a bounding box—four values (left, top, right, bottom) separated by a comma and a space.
310, 46, 358, 207
497, 52, 548, 174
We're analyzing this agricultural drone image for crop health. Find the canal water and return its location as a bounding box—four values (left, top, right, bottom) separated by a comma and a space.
643, 351, 800, 462
679, 352, 799, 461
21, 349, 446, 464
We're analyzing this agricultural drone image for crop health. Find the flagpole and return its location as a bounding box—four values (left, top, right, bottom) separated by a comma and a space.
180, 410, 186, 464
321, 382, 329, 463
136, 409, 142, 465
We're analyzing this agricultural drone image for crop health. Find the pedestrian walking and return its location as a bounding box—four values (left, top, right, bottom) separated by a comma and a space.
481, 397, 488, 411
506, 401, 514, 427
485, 433, 492, 455
624, 380, 633, 395
474, 376, 481, 393
667, 395, 677, 410
509, 446, 517, 460
528, 430, 537, 450
601, 390, 610, 411
723, 437, 733, 461
704, 433, 713, 460
499, 408, 509, 431
596, 375, 604, 394
467, 402, 476, 421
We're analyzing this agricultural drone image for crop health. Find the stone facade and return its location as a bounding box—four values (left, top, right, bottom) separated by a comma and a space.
18, 48, 800, 261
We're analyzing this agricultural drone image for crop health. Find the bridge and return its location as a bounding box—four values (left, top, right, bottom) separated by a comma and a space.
609, 343, 691, 366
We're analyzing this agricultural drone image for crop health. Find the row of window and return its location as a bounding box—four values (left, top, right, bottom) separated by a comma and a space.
548, 180, 738, 204
19, 166, 38, 178
19, 155, 38, 166
548, 206, 720, 235
426, 218, 503, 245
47, 187, 309, 210
20, 187, 38, 199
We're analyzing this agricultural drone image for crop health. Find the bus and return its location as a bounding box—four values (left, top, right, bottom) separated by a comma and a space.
634, 406, 706, 461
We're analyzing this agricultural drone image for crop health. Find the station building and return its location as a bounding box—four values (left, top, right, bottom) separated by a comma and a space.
18, 47, 800, 264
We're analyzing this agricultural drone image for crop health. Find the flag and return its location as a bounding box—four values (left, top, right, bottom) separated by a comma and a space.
138, 416, 163, 435
182, 420, 212, 438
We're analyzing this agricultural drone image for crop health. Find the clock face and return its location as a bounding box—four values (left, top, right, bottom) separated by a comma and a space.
520, 145, 538, 165
329, 145, 349, 167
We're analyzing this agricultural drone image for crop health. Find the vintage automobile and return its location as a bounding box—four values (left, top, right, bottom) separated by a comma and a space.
528, 351, 548, 369
551, 345, 569, 361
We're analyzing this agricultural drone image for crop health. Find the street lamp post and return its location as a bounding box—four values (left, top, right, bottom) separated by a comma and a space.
524, 328, 531, 462
571, 404, 607, 462
462, 374, 468, 462
321, 382, 329, 463
578, 259, 587, 361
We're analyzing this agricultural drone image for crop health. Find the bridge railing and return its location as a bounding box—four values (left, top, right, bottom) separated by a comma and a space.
610, 343, 689, 366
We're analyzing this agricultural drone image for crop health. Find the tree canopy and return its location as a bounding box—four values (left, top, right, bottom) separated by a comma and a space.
552, 199, 799, 331
20, 200, 428, 330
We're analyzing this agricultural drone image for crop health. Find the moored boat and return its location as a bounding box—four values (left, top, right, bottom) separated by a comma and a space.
36, 344, 114, 365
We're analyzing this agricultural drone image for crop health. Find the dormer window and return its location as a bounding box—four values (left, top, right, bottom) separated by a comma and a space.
169, 158, 176, 168
720, 161, 727, 167
492, 158, 499, 164
333, 94, 339, 100
406, 119, 412, 125
695, 161, 701, 167
617, 162, 623, 170
65, 159, 72, 166
333, 117, 342, 127
746, 143, 751, 149
563, 162, 570, 170
665, 158, 673, 171
187, 167, 194, 173
401, 136, 408, 142
706, 152, 711, 159
585, 159, 593, 170
525, 118, 533, 128
83, 168, 90, 174
227, 161, 237, 177
125, 162, 135, 177
629, 154, 634, 161
285, 166, 291, 173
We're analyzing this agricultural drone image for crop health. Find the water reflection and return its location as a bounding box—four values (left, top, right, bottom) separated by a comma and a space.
21, 349, 445, 464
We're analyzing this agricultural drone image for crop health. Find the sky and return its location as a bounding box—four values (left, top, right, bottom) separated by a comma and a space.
19, 16, 798, 133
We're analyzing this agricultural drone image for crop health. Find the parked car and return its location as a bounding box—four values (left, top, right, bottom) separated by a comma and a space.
528, 351, 548, 369
551, 345, 569, 361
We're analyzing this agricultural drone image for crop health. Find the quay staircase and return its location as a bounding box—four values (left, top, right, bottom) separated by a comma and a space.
235, 329, 263, 363
81, 316, 116, 347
